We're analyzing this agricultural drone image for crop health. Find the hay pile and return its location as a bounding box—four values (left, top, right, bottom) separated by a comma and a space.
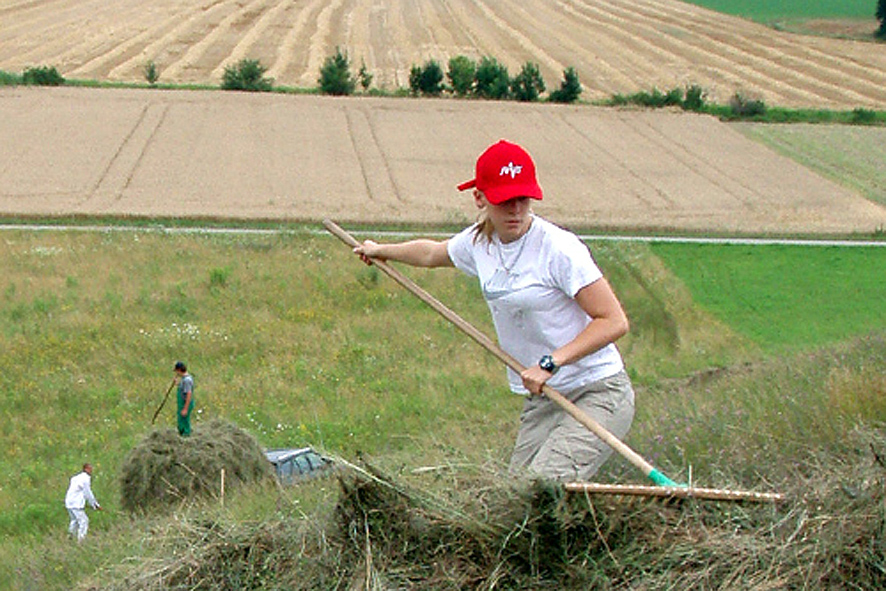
99, 427, 886, 589
119, 419, 274, 513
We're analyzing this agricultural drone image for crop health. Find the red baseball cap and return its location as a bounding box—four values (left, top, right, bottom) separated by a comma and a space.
457, 140, 543, 205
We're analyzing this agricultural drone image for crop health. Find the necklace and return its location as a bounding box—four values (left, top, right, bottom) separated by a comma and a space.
496, 232, 529, 275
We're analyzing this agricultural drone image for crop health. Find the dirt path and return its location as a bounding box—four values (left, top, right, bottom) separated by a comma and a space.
2, 0, 886, 108
2, 86, 884, 234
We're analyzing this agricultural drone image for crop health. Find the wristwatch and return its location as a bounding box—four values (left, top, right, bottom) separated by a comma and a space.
538, 354, 559, 375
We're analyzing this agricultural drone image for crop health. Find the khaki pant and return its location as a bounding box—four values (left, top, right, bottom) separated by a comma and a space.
509, 370, 635, 482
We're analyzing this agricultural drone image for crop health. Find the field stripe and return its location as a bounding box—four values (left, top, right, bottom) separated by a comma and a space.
298, 0, 348, 87
69, 5, 203, 80
265, 0, 327, 84
469, 0, 566, 81
5, 0, 886, 108
161, 0, 278, 84
619, 0, 885, 106
577, 0, 818, 105
562, 0, 784, 101
206, 0, 300, 83
0, 0, 119, 65
554, 0, 711, 95
100, 0, 238, 82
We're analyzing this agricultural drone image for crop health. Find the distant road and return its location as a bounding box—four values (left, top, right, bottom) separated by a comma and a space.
1, 223, 883, 247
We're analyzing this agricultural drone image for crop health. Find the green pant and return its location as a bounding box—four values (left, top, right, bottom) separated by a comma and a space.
177, 400, 194, 437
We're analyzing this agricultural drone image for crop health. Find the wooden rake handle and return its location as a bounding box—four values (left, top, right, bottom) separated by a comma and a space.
151, 378, 177, 425
323, 219, 678, 487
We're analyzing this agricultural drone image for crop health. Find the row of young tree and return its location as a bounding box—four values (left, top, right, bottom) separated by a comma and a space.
318, 49, 582, 103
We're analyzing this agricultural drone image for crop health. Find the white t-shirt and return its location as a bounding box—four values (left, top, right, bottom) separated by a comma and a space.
65, 471, 99, 510
447, 215, 624, 394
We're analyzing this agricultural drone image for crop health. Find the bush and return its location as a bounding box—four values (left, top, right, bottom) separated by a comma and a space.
639, 88, 676, 108
447, 55, 476, 97
548, 67, 581, 103
729, 92, 767, 117
877, 0, 886, 39
682, 84, 706, 111
318, 48, 356, 96
474, 56, 510, 100
851, 107, 876, 124
663, 87, 684, 106
221, 59, 273, 92
608, 85, 708, 112
22, 66, 65, 86
409, 60, 444, 97
0, 70, 22, 86
511, 62, 545, 102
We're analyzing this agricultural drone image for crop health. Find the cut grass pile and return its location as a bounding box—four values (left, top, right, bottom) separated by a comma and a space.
93, 420, 886, 590
119, 419, 274, 513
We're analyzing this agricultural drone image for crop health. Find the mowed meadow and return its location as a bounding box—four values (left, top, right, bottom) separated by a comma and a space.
1, 225, 885, 588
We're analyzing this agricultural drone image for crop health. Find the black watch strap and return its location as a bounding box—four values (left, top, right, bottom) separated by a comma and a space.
539, 354, 559, 375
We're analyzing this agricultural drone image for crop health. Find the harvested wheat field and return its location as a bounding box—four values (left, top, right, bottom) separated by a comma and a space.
2, 86, 885, 234
2, 0, 886, 109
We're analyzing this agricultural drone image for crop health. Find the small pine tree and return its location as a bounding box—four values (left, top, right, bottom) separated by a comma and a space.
409, 60, 445, 97
447, 55, 476, 97
877, 0, 886, 38
511, 62, 545, 102
474, 56, 510, 100
319, 48, 356, 96
548, 67, 581, 104
143, 60, 159, 86
420, 60, 444, 96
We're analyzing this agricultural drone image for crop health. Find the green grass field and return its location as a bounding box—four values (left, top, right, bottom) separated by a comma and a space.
682, 0, 875, 21
1, 227, 885, 589
650, 242, 886, 350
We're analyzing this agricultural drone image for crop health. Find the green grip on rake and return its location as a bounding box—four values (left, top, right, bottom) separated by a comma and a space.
648, 469, 684, 488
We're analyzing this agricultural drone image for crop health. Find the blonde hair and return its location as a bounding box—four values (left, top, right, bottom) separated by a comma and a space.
471, 212, 495, 244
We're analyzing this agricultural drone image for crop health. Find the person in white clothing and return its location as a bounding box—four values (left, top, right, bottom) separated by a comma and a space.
65, 463, 101, 542
354, 139, 635, 481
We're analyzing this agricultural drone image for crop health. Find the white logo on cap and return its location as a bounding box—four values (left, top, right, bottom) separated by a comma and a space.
500, 162, 523, 179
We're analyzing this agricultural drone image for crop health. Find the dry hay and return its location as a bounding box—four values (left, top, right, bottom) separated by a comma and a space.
99, 429, 886, 590
119, 419, 274, 513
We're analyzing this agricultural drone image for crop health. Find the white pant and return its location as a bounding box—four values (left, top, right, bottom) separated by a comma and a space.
67, 507, 89, 542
